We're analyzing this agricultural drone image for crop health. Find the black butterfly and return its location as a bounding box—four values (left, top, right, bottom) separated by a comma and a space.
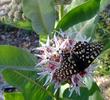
2, 86, 17, 93
53, 41, 103, 82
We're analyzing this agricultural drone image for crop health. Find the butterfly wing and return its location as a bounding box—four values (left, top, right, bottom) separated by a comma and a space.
53, 41, 103, 82
72, 41, 103, 67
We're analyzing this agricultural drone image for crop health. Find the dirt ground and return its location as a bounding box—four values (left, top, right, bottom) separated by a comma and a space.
95, 76, 110, 100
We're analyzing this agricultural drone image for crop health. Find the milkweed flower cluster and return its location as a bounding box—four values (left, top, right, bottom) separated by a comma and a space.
35, 31, 103, 96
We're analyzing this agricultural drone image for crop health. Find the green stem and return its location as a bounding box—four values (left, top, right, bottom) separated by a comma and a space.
55, 88, 60, 100
59, 4, 64, 21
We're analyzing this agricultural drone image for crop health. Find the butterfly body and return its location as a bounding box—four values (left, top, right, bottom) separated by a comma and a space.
53, 41, 103, 82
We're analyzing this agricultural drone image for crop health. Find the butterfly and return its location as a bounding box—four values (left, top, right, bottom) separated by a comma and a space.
2, 86, 17, 93
53, 41, 103, 82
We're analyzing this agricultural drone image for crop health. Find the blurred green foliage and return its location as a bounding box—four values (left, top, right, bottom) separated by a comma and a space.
94, 4, 110, 76
95, 49, 110, 76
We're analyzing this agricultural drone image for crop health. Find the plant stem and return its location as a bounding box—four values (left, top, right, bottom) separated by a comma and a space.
55, 88, 60, 100
59, 4, 64, 21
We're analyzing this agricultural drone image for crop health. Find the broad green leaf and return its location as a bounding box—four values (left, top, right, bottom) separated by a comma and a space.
64, 0, 110, 41
66, 17, 97, 39
4, 92, 24, 100
63, 87, 89, 100
89, 91, 104, 100
62, 78, 104, 100
100, 0, 110, 11
0, 45, 36, 71
56, 0, 101, 31
22, 0, 56, 33
65, 0, 87, 12
0, 45, 55, 99
2, 69, 54, 100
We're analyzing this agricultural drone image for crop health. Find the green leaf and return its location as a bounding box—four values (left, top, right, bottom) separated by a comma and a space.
64, 0, 87, 12
0, 45, 55, 99
67, 17, 97, 39
22, 0, 56, 33
2, 69, 54, 100
62, 78, 104, 100
89, 91, 104, 100
0, 45, 36, 71
56, 0, 101, 31
63, 87, 89, 100
100, 0, 110, 11
4, 92, 24, 100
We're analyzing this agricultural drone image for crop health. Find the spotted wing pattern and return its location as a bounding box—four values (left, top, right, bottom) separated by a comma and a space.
72, 41, 103, 67
53, 41, 103, 82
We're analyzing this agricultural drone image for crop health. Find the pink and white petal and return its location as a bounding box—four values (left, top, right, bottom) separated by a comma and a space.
69, 87, 75, 97
54, 34, 59, 48
37, 70, 49, 76
35, 54, 45, 59
40, 41, 46, 47
43, 75, 52, 86
60, 39, 68, 49
49, 61, 60, 67
54, 82, 61, 94
36, 60, 48, 67
35, 47, 46, 51
74, 86, 80, 95
69, 84, 80, 97
46, 36, 50, 46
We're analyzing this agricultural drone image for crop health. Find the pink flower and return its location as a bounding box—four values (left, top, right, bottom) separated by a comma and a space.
35, 31, 103, 96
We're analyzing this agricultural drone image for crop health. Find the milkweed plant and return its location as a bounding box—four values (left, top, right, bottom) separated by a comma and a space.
0, 0, 110, 100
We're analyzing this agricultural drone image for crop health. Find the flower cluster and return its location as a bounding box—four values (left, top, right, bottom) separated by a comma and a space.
35, 31, 103, 96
